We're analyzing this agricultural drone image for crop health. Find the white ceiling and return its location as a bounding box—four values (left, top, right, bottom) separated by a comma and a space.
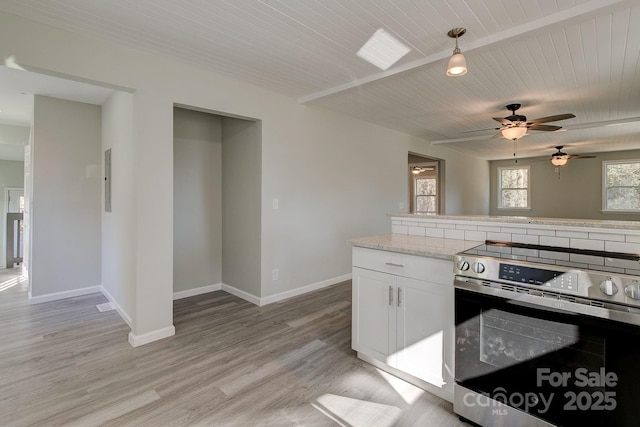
0, 0, 639, 160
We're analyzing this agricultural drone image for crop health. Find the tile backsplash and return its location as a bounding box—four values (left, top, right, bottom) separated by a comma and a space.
391, 215, 640, 275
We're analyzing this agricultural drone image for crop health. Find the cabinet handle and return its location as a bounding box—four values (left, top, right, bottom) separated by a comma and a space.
385, 262, 404, 267
397, 287, 402, 307
389, 285, 394, 306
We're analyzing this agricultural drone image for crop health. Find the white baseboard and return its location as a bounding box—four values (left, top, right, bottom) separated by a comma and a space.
259, 273, 351, 306
220, 273, 352, 307
29, 285, 102, 305
173, 283, 222, 300
221, 283, 261, 305
128, 325, 175, 347
100, 286, 133, 328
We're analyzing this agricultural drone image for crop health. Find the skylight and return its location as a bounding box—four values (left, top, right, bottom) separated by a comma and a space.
357, 28, 410, 70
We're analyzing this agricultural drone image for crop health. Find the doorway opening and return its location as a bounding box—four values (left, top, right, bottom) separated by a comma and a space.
173, 106, 262, 303
408, 153, 443, 214
4, 187, 24, 269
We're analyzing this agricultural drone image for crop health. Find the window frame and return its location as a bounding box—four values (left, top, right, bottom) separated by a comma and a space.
602, 159, 640, 213
497, 165, 531, 210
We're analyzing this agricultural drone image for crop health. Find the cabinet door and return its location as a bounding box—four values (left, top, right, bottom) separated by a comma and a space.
352, 267, 396, 364
396, 276, 454, 391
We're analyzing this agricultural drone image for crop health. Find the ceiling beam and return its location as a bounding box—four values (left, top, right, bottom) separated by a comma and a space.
298, 0, 634, 105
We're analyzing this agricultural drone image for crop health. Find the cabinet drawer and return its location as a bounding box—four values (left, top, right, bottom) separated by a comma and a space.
352, 246, 453, 284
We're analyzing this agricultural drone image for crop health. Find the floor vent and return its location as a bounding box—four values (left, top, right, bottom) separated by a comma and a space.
96, 302, 115, 312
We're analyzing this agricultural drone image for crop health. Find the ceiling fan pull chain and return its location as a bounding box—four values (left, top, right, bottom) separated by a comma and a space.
513, 140, 518, 163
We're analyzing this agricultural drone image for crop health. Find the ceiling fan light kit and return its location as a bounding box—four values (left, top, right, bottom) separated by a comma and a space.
551, 153, 569, 166
501, 126, 527, 140
446, 28, 467, 77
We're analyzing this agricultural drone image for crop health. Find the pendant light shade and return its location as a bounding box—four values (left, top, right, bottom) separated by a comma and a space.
447, 51, 467, 76
446, 28, 467, 77
501, 126, 527, 140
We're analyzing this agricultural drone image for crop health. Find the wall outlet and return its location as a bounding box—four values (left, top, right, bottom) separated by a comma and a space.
272, 268, 279, 281
272, 198, 279, 210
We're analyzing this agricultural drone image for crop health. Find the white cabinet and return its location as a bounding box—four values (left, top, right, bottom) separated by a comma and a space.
351, 247, 454, 400
352, 268, 396, 362
396, 275, 452, 388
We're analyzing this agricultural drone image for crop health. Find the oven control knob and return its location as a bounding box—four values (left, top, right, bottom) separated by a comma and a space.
625, 282, 640, 300
600, 278, 618, 296
472, 262, 485, 274
457, 260, 470, 271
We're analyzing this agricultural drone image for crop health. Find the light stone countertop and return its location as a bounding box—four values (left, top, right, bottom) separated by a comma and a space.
389, 213, 640, 231
348, 234, 482, 260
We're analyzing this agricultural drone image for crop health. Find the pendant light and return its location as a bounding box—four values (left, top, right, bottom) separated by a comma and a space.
446, 28, 467, 77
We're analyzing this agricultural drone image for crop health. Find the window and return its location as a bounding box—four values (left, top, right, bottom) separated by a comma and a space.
603, 160, 640, 212
498, 166, 530, 209
416, 176, 437, 213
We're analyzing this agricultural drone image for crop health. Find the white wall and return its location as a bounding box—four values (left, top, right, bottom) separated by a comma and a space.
30, 95, 102, 298
490, 150, 640, 220
222, 117, 261, 297
0, 159, 25, 268
101, 91, 135, 323
259, 107, 489, 298
0, 124, 29, 161
0, 11, 489, 342
173, 108, 223, 292
435, 148, 490, 215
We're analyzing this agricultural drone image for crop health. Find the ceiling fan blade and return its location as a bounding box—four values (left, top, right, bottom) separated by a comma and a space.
458, 127, 499, 134
493, 117, 513, 125
568, 154, 597, 159
528, 113, 576, 124
528, 124, 562, 131
529, 157, 554, 162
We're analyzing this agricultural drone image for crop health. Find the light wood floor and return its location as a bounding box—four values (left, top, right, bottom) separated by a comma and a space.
0, 269, 465, 426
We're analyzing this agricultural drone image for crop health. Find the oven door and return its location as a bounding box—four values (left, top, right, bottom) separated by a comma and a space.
454, 278, 640, 427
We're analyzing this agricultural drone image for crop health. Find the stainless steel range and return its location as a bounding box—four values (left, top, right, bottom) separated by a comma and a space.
453, 240, 640, 427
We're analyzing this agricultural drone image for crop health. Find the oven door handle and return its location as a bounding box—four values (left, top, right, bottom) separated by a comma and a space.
455, 278, 640, 327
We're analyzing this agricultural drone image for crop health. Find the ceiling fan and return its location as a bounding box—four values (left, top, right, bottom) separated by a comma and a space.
411, 166, 435, 174
548, 146, 596, 166
493, 104, 576, 140
462, 104, 576, 140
